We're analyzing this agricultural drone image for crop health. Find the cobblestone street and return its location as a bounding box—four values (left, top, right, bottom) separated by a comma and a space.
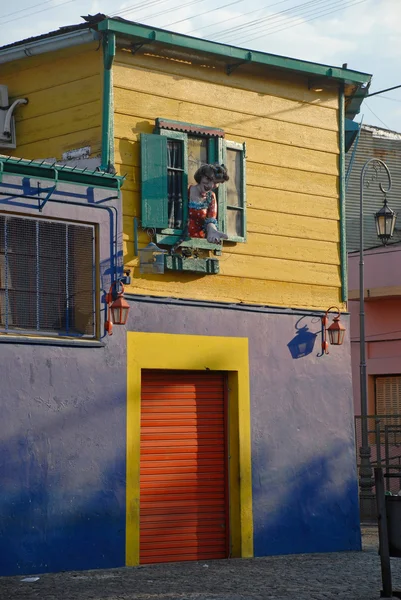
0, 526, 400, 600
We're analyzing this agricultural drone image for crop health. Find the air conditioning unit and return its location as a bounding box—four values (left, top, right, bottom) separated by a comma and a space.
0, 85, 28, 149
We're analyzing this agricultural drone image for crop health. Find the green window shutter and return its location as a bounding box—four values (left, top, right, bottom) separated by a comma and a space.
140, 133, 168, 229
221, 139, 247, 242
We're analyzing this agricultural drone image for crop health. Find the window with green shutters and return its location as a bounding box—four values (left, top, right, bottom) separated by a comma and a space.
140, 119, 246, 247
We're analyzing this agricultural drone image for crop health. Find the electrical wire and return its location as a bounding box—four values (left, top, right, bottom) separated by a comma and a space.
0, 0, 78, 26
187, 0, 293, 35
209, 0, 334, 42
380, 96, 401, 103
364, 102, 392, 130
163, 0, 246, 28
139, 0, 209, 22
0, 0, 62, 21
238, 0, 368, 44
112, 0, 173, 18
233, 0, 360, 44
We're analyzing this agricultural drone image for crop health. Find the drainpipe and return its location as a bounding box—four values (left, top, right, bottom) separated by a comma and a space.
339, 84, 347, 304
101, 32, 116, 172
0, 29, 98, 64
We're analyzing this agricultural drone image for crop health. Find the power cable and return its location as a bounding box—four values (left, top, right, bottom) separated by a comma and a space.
367, 84, 401, 98
163, 0, 246, 28
232, 0, 355, 44
364, 102, 392, 130
209, 0, 333, 41
238, 0, 368, 44
0, 0, 61, 21
112, 0, 172, 18
380, 96, 401, 103
187, 0, 293, 35
0, 0, 78, 26
140, 0, 209, 22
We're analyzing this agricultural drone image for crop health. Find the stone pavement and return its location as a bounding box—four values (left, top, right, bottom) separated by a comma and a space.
1, 525, 400, 600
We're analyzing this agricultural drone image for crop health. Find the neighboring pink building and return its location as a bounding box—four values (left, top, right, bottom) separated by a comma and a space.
348, 245, 401, 417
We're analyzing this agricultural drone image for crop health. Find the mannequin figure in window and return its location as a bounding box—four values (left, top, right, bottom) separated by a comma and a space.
188, 164, 229, 244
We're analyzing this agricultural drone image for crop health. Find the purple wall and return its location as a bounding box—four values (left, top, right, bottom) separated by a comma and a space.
0, 297, 360, 576
128, 299, 360, 556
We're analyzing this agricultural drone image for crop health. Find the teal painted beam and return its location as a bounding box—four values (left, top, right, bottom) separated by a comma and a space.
339, 85, 347, 304
101, 31, 116, 172
98, 19, 371, 86
0, 156, 124, 191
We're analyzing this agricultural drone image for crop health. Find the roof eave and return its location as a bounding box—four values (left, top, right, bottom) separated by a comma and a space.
98, 18, 372, 87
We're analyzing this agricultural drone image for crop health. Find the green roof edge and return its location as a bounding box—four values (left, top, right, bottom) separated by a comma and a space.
98, 18, 372, 87
0, 156, 124, 191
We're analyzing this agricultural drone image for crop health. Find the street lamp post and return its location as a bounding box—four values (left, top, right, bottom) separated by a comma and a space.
358, 158, 396, 515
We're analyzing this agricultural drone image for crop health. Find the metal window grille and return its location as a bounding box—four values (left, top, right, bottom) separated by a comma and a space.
0, 215, 95, 337
167, 139, 184, 229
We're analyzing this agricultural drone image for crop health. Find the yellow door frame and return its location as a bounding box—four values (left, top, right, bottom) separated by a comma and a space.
126, 332, 253, 565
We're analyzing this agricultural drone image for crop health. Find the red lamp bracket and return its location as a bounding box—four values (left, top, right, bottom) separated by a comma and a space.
321, 306, 341, 355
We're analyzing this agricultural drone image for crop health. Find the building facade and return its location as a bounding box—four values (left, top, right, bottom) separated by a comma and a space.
0, 15, 371, 575
346, 125, 401, 502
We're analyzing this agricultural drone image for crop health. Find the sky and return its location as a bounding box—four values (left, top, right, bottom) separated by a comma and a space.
2, 0, 401, 132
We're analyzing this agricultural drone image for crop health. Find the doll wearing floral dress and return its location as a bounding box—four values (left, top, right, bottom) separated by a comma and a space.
188, 164, 229, 244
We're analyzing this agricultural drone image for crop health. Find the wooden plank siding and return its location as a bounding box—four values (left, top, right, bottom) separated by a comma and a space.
114, 49, 342, 310
0, 43, 102, 160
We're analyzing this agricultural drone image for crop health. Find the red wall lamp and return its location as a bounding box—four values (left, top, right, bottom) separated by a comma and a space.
321, 307, 346, 354
105, 277, 130, 335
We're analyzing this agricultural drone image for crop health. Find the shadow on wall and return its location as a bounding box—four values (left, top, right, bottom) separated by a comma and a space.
0, 389, 126, 576
287, 316, 320, 359
253, 438, 361, 556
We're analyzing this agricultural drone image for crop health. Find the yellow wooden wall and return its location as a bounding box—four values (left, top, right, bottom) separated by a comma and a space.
114, 49, 341, 311
0, 43, 102, 161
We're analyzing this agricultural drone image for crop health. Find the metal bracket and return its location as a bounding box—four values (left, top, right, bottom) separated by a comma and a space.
226, 52, 252, 75
130, 42, 147, 55
38, 165, 59, 212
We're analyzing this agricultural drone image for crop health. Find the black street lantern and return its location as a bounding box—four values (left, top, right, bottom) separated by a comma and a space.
375, 198, 397, 245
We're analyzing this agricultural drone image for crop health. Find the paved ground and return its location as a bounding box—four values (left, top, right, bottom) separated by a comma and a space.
1, 525, 401, 600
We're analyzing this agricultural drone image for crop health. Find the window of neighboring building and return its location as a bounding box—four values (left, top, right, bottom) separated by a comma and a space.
375, 375, 401, 443
140, 119, 246, 246
376, 376, 401, 415
0, 214, 95, 337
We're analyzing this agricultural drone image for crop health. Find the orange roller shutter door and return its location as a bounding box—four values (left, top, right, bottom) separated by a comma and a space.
140, 370, 229, 564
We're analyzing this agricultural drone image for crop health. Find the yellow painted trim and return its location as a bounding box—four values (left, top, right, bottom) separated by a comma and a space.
126, 332, 253, 565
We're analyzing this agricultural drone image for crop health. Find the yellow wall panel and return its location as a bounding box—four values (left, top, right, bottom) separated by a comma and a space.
246, 163, 337, 199
1, 45, 101, 95
0, 42, 100, 80
14, 127, 102, 161
14, 76, 101, 122
115, 50, 339, 110
247, 209, 339, 242
121, 267, 343, 311
114, 91, 338, 154
246, 187, 340, 220
120, 182, 340, 222
125, 228, 339, 266
113, 64, 338, 131
115, 134, 338, 177
14, 101, 101, 147
1, 44, 102, 160
117, 161, 337, 203
123, 209, 338, 245
114, 47, 342, 311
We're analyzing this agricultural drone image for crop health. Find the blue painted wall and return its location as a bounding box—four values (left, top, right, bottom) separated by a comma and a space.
0, 338, 127, 575
0, 298, 360, 576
